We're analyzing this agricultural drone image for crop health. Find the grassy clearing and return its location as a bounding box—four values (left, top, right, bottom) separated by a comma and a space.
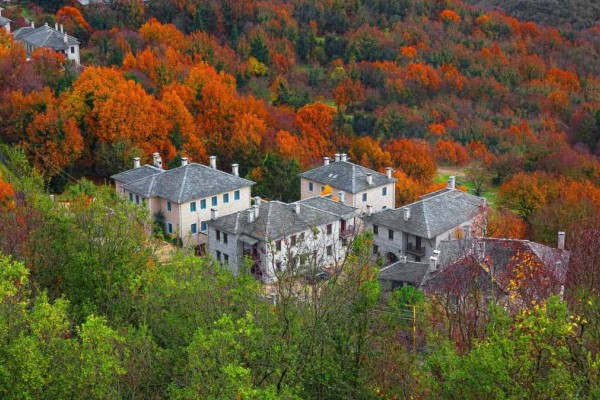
435, 166, 499, 206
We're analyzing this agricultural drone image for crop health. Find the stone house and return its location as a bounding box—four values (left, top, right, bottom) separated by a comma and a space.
13, 22, 80, 65
299, 153, 396, 212
111, 154, 255, 249
207, 196, 359, 283
0, 8, 11, 33
364, 177, 487, 264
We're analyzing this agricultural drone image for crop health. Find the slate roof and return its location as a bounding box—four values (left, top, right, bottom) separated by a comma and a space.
424, 238, 570, 295
365, 189, 484, 239
379, 260, 430, 287
111, 165, 163, 185
14, 24, 79, 51
299, 160, 396, 194
113, 163, 255, 204
296, 196, 359, 218
0, 16, 11, 27
208, 200, 345, 240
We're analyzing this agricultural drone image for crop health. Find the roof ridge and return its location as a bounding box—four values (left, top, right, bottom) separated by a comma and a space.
352, 164, 356, 193
265, 202, 273, 238
177, 166, 189, 203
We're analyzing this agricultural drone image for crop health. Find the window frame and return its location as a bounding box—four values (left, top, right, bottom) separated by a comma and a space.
211, 196, 218, 207
191, 223, 198, 234
190, 202, 197, 212
223, 193, 229, 204
234, 190, 240, 200
167, 201, 172, 212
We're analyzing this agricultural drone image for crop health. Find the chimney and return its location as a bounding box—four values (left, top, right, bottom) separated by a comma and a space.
211, 208, 219, 220
294, 203, 301, 214
480, 197, 487, 207
386, 167, 393, 179
247, 208, 255, 223
64, 33, 68, 44
181, 157, 188, 167
334, 153, 341, 162
323, 157, 330, 166
60, 24, 64, 33
209, 155, 217, 169
31, 21, 35, 28
366, 173, 373, 185
253, 204, 260, 219
558, 231, 566, 250
403, 207, 411, 221
55, 22, 58, 30
0, 8, 3, 17
433, 249, 441, 259
338, 191, 345, 204
340, 153, 348, 162
232, 163, 239, 177
448, 176, 456, 189
44, 22, 48, 27
254, 196, 261, 206
133, 157, 141, 169
366, 204, 373, 216
399, 255, 407, 264
429, 256, 439, 272
152, 153, 163, 169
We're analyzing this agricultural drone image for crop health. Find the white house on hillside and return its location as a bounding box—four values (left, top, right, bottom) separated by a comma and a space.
13, 22, 80, 65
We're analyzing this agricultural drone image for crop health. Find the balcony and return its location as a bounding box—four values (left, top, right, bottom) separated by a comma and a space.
406, 242, 426, 257
339, 226, 355, 239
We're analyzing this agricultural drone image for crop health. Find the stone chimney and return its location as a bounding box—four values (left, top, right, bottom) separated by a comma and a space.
340, 153, 348, 162
294, 203, 301, 214
152, 153, 163, 169
366, 173, 373, 185
55, 22, 58, 30
429, 255, 439, 272
232, 163, 239, 176
338, 191, 345, 204
31, 21, 35, 28
253, 204, 260, 219
366, 204, 372, 216
64, 33, 68, 44
399, 255, 407, 264
448, 176, 456, 189
211, 208, 219, 220
386, 167, 393, 179
209, 155, 217, 169
558, 231, 566, 250
334, 153, 341, 162
44, 22, 48, 27
403, 207, 411, 221
181, 157, 188, 167
60, 24, 64, 33
133, 157, 141, 169
254, 196, 261, 206
247, 208, 255, 223
323, 157, 330, 166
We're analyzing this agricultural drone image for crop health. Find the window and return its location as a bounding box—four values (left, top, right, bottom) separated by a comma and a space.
223, 193, 229, 204
223, 233, 228, 244
234, 190, 240, 200
191, 223, 197, 234
382, 187, 387, 196
135, 195, 140, 204
129, 193, 133, 202
211, 196, 217, 206
224, 254, 229, 264
326, 245, 333, 256
190, 202, 197, 212
216, 230, 221, 241
276, 240, 282, 251
373, 245, 379, 255
290, 235, 297, 247
168, 223, 173, 234
326, 224, 333, 235
373, 225, 379, 235
309, 182, 314, 192
216, 251, 221, 262
200, 199, 206, 209
362, 193, 367, 202
167, 201, 172, 212
388, 229, 394, 240
70, 46, 75, 54
201, 222, 207, 232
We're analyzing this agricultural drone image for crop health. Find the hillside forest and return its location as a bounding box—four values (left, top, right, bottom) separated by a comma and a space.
1, 0, 600, 397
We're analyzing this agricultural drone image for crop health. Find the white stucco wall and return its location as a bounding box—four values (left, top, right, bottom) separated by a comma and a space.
300, 178, 395, 211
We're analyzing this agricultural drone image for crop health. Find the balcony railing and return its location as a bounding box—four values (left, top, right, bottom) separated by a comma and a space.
406, 242, 426, 257
339, 226, 355, 239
